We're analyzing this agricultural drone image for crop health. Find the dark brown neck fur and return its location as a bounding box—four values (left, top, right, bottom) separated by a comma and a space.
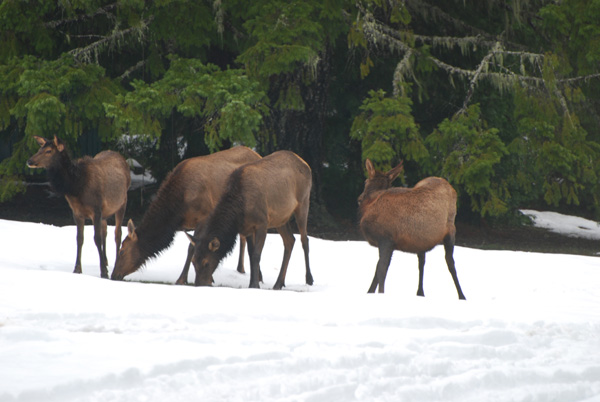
202, 169, 245, 261
135, 171, 186, 262
46, 152, 86, 197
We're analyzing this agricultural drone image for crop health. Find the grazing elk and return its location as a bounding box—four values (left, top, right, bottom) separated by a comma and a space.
187, 150, 313, 290
110, 146, 261, 283
358, 159, 466, 299
27, 136, 131, 278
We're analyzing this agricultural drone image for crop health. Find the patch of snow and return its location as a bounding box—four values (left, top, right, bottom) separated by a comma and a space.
0, 216, 599, 401
520, 209, 600, 240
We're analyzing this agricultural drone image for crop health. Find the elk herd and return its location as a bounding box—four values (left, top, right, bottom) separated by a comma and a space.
27, 136, 466, 299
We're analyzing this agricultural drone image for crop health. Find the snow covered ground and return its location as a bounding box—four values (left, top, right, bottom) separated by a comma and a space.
1, 211, 600, 402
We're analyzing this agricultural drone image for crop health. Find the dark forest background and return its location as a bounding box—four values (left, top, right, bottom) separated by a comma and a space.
2, 0, 600, 234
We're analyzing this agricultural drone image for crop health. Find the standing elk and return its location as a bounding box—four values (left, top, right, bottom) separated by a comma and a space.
110, 146, 261, 283
187, 150, 313, 290
358, 159, 466, 299
27, 136, 131, 278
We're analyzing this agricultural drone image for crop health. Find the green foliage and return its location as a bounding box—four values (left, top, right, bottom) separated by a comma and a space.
0, 53, 118, 192
150, 0, 214, 56
105, 57, 267, 152
427, 105, 509, 217
507, 87, 600, 210
237, 2, 321, 78
0, 138, 28, 202
350, 89, 428, 172
0, 0, 55, 61
234, 0, 348, 111
539, 0, 600, 74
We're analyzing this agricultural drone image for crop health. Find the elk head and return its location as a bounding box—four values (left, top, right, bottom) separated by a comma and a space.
111, 220, 144, 280
26, 136, 65, 169
358, 159, 404, 205
187, 233, 222, 286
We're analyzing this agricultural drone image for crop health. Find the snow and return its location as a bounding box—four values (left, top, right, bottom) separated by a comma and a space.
521, 209, 600, 240
1, 214, 600, 402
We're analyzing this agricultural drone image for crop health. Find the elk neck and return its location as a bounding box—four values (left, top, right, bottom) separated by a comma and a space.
46, 152, 86, 197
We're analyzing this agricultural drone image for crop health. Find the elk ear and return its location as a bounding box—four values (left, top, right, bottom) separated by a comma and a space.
387, 160, 404, 182
127, 219, 137, 240
53, 136, 65, 152
33, 136, 47, 147
208, 237, 221, 252
185, 232, 196, 247
365, 159, 376, 179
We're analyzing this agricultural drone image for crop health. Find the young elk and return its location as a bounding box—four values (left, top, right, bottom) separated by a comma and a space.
27, 136, 131, 278
110, 146, 261, 283
358, 159, 466, 299
187, 150, 313, 290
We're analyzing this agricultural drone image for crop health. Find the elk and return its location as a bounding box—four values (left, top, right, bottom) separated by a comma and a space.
27, 136, 131, 278
358, 159, 466, 299
187, 150, 313, 290
110, 146, 261, 283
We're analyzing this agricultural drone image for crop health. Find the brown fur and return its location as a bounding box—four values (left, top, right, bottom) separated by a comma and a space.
27, 136, 130, 278
189, 150, 313, 289
111, 146, 261, 283
359, 159, 466, 299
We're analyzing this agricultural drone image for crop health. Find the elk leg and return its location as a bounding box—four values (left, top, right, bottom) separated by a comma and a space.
417, 252, 426, 297
294, 205, 313, 286
101, 219, 108, 270
248, 229, 266, 289
236, 235, 246, 274
175, 242, 194, 285
444, 235, 466, 300
273, 222, 295, 290
113, 202, 126, 259
246, 234, 263, 282
368, 244, 393, 293
93, 213, 109, 279
367, 271, 378, 293
73, 214, 85, 274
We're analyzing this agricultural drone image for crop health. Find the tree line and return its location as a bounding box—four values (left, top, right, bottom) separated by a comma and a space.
1, 0, 599, 223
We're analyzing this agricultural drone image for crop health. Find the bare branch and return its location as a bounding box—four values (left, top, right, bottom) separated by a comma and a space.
457, 43, 500, 115
357, 0, 600, 118
559, 73, 600, 84
119, 59, 147, 82
69, 16, 154, 63
392, 48, 414, 97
